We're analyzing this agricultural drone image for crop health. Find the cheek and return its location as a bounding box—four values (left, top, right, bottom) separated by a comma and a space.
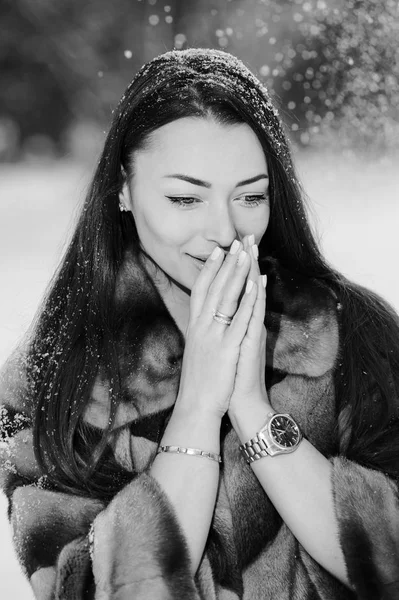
237, 204, 270, 240
257, 205, 270, 234
138, 208, 189, 249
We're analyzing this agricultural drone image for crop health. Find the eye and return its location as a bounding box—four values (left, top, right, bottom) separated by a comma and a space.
166, 196, 200, 209
238, 194, 269, 207
166, 193, 269, 209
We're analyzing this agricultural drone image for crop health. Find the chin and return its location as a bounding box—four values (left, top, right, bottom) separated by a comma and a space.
152, 255, 196, 295
164, 268, 193, 295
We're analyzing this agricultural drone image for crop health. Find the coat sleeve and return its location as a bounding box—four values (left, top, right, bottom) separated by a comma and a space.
1, 428, 201, 599
331, 455, 399, 600
331, 358, 399, 600
0, 354, 201, 600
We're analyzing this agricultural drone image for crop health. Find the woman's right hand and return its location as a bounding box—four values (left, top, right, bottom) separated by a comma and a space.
175, 237, 258, 419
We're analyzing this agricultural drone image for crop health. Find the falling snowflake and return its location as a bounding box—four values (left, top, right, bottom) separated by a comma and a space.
149, 15, 160, 26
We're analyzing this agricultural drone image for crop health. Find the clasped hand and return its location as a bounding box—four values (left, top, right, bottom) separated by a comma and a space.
175, 234, 269, 422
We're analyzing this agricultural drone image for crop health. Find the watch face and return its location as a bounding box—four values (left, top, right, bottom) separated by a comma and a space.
269, 415, 300, 448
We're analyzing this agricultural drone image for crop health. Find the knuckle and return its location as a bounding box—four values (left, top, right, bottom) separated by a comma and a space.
220, 293, 238, 308
207, 284, 220, 300
218, 304, 237, 319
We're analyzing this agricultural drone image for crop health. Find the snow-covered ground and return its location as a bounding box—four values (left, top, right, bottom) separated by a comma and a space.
0, 152, 398, 597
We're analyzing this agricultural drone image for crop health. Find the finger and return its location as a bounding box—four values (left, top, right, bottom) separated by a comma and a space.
238, 235, 259, 301
225, 279, 258, 343
191, 240, 246, 321
189, 246, 226, 322
245, 274, 267, 342
254, 274, 267, 328
248, 240, 260, 281
211, 249, 252, 321
205, 241, 245, 303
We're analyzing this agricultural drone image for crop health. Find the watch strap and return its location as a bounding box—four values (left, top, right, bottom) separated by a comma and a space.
239, 433, 270, 464
239, 411, 302, 464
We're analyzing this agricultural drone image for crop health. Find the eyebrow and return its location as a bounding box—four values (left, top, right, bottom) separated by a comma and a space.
163, 173, 269, 188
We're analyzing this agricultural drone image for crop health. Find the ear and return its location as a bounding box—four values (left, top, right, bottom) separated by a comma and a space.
119, 179, 132, 213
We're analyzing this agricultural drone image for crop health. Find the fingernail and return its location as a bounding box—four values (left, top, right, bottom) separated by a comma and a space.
248, 234, 255, 246
252, 244, 259, 260
238, 250, 247, 265
261, 274, 267, 288
210, 246, 222, 260
245, 279, 254, 294
229, 239, 240, 255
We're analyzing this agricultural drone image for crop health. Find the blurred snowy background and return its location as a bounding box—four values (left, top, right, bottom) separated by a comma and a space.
0, 0, 398, 597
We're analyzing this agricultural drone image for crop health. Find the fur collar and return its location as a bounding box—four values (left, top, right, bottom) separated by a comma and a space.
0, 254, 343, 595
80, 256, 342, 474
0, 256, 341, 477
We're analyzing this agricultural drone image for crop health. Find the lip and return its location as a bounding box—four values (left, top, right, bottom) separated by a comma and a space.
187, 254, 207, 268
189, 254, 209, 261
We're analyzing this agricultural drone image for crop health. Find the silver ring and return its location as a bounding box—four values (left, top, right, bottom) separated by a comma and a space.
212, 310, 233, 326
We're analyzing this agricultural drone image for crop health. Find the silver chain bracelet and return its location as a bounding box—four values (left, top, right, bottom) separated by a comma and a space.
157, 445, 222, 463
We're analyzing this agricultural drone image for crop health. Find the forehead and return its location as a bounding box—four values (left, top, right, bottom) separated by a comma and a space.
133, 117, 268, 180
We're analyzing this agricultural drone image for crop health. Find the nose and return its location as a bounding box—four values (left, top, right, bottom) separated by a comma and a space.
203, 199, 237, 249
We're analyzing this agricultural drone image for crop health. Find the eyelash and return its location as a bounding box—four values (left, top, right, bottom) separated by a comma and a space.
166, 194, 268, 209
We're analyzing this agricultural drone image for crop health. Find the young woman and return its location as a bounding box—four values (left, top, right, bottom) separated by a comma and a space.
1, 48, 399, 600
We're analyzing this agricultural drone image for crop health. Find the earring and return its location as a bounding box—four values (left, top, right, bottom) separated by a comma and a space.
119, 199, 129, 212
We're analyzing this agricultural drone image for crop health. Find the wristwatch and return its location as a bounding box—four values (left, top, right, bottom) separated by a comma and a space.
239, 412, 302, 464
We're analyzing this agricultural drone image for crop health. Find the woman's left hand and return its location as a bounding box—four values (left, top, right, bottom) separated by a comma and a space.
228, 235, 270, 418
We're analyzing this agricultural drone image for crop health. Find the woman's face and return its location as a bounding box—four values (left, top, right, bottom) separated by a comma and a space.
124, 117, 270, 293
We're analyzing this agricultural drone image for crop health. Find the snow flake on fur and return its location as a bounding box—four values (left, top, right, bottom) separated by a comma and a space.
0, 404, 31, 441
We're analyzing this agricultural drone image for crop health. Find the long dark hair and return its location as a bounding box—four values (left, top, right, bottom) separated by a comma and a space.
22, 49, 399, 499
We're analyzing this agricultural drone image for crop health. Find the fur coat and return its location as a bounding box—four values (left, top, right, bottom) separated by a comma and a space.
1, 257, 399, 600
